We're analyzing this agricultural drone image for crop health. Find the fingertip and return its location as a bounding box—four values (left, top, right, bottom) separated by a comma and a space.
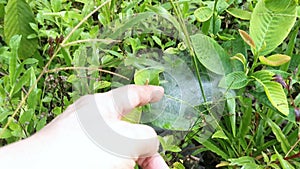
109, 85, 164, 118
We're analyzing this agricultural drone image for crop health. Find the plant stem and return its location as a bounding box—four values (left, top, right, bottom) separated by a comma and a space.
61, 39, 120, 47
170, 0, 207, 103
285, 136, 300, 158
212, 0, 219, 35
45, 67, 129, 80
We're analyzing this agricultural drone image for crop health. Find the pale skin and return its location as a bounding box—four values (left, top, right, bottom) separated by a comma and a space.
0, 85, 169, 169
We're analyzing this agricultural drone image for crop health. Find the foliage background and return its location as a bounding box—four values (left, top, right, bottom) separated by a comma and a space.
0, 0, 300, 168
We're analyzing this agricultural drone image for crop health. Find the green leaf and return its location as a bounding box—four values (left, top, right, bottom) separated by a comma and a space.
267, 119, 291, 154
226, 8, 251, 20
134, 67, 163, 85
194, 7, 213, 22
212, 130, 228, 140
158, 135, 181, 153
122, 107, 142, 124
61, 48, 72, 66
93, 81, 111, 90
0, 111, 13, 123
8, 35, 22, 85
251, 92, 279, 113
22, 58, 38, 65
219, 71, 250, 89
4, 0, 38, 58
250, 0, 297, 55
274, 148, 294, 169
50, 0, 63, 12
172, 162, 185, 169
28, 89, 39, 111
104, 12, 155, 40
228, 156, 257, 166
146, 6, 190, 47
191, 34, 232, 75
36, 116, 47, 131
195, 137, 229, 159
230, 53, 247, 70
259, 54, 291, 67
52, 107, 62, 116
19, 109, 34, 125
152, 35, 162, 47
262, 152, 270, 163
264, 0, 292, 12
67, 74, 78, 83
12, 67, 31, 96
0, 128, 12, 139
146, 6, 181, 35
226, 92, 236, 137
0, 3, 4, 20
252, 70, 289, 116
238, 98, 252, 138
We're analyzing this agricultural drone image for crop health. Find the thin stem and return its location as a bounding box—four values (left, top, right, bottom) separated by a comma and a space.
285, 136, 300, 158
212, 0, 219, 35
45, 67, 129, 80
170, 0, 207, 103
61, 39, 120, 47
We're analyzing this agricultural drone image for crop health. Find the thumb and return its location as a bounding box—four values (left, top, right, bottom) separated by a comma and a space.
112, 121, 169, 168
137, 153, 169, 169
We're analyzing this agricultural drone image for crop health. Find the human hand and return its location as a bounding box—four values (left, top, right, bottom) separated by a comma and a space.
0, 85, 168, 169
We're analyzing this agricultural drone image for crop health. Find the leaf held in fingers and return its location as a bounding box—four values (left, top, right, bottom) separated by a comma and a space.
238, 29, 256, 49
259, 54, 291, 66
134, 67, 163, 86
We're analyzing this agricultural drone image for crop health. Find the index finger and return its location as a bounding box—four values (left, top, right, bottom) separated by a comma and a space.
108, 85, 164, 119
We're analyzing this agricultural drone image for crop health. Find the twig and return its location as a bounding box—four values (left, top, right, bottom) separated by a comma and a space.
61, 39, 120, 47
285, 137, 300, 158
45, 67, 129, 80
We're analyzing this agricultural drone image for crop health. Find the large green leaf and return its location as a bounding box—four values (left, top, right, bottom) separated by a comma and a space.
264, 0, 292, 12
4, 0, 38, 58
219, 71, 250, 89
250, 0, 297, 56
252, 70, 289, 116
191, 34, 232, 75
